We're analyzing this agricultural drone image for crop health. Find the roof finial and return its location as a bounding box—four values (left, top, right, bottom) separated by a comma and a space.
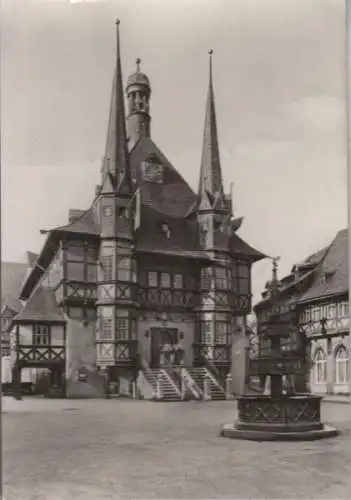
136, 58, 141, 72
270, 256, 281, 297
208, 49, 213, 85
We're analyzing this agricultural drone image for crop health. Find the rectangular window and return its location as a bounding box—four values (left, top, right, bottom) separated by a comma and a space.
103, 206, 113, 217
85, 309, 97, 321
117, 258, 131, 281
66, 261, 85, 281
200, 321, 213, 344
69, 308, 84, 320
87, 248, 98, 263
116, 310, 129, 340
215, 322, 228, 344
201, 268, 212, 290
101, 256, 113, 281
100, 318, 113, 340
148, 271, 158, 287
174, 274, 183, 289
33, 325, 50, 345
338, 301, 349, 318
327, 303, 336, 319
87, 264, 97, 282
215, 267, 228, 289
160, 272, 170, 288
66, 246, 85, 262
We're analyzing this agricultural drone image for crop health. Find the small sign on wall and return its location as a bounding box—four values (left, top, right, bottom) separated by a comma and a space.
76, 368, 88, 383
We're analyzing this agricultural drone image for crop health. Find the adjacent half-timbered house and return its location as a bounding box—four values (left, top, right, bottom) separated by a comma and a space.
7, 22, 265, 399
254, 229, 349, 397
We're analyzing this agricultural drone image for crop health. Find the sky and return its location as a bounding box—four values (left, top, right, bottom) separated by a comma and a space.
1, 0, 348, 307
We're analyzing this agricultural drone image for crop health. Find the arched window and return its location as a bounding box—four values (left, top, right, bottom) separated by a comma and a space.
314, 349, 327, 384
335, 345, 349, 385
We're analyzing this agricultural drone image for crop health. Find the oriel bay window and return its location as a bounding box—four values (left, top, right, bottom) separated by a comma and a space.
33, 325, 50, 345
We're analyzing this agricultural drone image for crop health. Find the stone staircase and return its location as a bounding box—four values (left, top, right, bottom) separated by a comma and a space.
142, 368, 182, 402
139, 363, 227, 402
186, 367, 226, 401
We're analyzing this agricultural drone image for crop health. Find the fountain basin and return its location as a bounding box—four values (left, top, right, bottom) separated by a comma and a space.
220, 394, 339, 441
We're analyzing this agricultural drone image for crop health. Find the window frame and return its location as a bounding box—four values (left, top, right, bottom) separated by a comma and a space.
314, 348, 327, 385
32, 324, 50, 345
335, 346, 349, 385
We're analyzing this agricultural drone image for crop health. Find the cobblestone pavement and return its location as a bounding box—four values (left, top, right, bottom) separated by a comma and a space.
2, 397, 351, 499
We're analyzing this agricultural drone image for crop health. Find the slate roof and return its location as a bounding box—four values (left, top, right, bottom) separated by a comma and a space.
15, 286, 65, 323
297, 228, 348, 303
49, 206, 99, 236
136, 204, 199, 251
198, 52, 224, 201
1, 262, 28, 313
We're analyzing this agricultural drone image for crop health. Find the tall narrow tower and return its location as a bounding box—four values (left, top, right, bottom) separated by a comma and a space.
195, 51, 234, 377
96, 21, 138, 387
126, 58, 151, 148
196, 50, 232, 252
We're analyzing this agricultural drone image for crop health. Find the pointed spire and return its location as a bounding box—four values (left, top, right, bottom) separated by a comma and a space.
102, 20, 131, 194
198, 49, 224, 203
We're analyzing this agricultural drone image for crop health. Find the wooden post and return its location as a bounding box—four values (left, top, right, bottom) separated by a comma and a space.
12, 365, 22, 401
225, 372, 232, 400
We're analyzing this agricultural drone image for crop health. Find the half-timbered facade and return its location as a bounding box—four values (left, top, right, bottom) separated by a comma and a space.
254, 229, 349, 396
5, 22, 265, 399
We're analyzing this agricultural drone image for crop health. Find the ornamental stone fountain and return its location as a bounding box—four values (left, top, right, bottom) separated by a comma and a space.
221, 257, 339, 441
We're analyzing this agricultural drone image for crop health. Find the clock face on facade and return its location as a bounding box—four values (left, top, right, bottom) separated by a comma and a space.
141, 155, 164, 184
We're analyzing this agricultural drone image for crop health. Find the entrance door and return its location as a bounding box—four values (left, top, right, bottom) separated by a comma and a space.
150, 328, 178, 368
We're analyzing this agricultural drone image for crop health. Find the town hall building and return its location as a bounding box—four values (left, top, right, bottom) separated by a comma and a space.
2, 22, 265, 400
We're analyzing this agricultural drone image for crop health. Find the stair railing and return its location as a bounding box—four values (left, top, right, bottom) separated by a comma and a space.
139, 357, 158, 396
180, 368, 202, 400
160, 369, 182, 397
201, 357, 226, 394
202, 366, 226, 396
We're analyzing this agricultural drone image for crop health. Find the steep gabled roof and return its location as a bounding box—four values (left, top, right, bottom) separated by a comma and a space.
1, 262, 28, 313
129, 135, 196, 218
15, 286, 65, 323
297, 228, 348, 303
